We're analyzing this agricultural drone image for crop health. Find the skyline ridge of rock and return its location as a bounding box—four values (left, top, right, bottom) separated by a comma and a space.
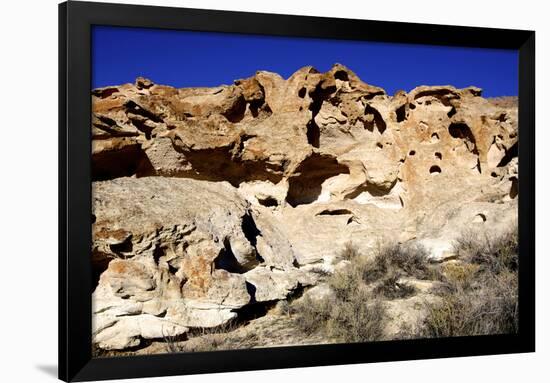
95, 62, 518, 99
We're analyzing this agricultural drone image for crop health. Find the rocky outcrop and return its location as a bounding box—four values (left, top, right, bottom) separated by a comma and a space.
91, 65, 518, 350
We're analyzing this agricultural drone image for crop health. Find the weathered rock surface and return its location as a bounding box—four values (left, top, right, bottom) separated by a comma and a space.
91, 64, 518, 350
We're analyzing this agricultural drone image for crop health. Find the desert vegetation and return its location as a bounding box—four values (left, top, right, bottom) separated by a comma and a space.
418, 226, 519, 337
290, 225, 518, 343
290, 242, 439, 343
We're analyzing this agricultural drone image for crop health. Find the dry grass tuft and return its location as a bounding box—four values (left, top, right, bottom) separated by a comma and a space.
163, 320, 259, 353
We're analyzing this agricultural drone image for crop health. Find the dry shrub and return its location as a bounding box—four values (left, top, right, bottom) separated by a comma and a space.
326, 290, 386, 342
441, 262, 479, 291
275, 299, 293, 318
293, 290, 385, 343
454, 226, 518, 274
362, 243, 442, 284
374, 272, 417, 299
293, 294, 332, 336
293, 253, 386, 343
420, 270, 518, 337
419, 226, 519, 337
339, 241, 360, 261
330, 267, 362, 300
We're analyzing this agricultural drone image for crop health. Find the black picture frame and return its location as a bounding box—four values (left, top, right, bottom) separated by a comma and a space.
59, 1, 535, 381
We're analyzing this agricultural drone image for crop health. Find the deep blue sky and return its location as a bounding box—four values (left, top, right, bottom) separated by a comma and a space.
92, 26, 518, 97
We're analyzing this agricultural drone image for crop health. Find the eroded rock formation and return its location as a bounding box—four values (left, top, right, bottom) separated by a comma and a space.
91, 65, 518, 350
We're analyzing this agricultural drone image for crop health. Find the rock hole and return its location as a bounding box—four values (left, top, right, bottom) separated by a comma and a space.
240, 214, 265, 263
376, 142, 383, 149
497, 113, 507, 122
169, 143, 283, 186
431, 132, 440, 142
409, 150, 416, 156
152, 245, 165, 265
309, 82, 336, 115
306, 82, 335, 148
306, 120, 320, 148
448, 122, 477, 153
362, 91, 384, 101
317, 209, 354, 216
91, 251, 113, 290
409, 103, 416, 110
396, 104, 407, 122
449, 122, 475, 141
429, 165, 441, 175
168, 263, 179, 276
234, 282, 306, 320
258, 196, 278, 207
334, 70, 349, 81
214, 238, 251, 274
222, 95, 247, 123
286, 154, 349, 206
244, 282, 257, 303
109, 236, 133, 255
447, 106, 457, 118
496, 141, 518, 167
92, 87, 119, 99
491, 171, 498, 178
472, 213, 487, 223
435, 152, 442, 160
249, 99, 271, 118
298, 87, 307, 98
473, 158, 481, 174
125, 100, 163, 123
414, 88, 456, 101
92, 142, 155, 181
241, 213, 261, 248
364, 104, 386, 134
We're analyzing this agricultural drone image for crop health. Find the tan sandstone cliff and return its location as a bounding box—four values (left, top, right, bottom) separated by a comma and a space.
90, 64, 518, 351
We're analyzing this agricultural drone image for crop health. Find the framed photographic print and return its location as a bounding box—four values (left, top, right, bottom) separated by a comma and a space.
59, 1, 535, 381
